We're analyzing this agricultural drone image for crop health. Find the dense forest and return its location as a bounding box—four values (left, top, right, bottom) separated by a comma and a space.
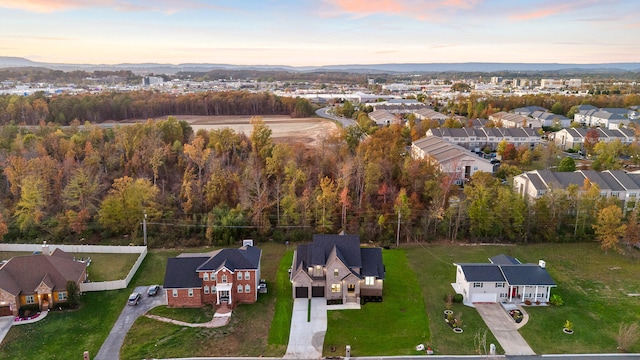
0, 110, 637, 251
0, 90, 315, 125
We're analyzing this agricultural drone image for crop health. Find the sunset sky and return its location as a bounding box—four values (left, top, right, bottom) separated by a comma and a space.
1, 0, 638, 66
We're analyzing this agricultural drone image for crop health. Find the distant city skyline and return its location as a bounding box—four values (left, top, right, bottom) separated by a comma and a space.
1, 0, 638, 66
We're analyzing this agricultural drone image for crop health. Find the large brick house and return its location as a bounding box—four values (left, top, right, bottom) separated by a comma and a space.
163, 241, 261, 309
0, 245, 88, 316
291, 234, 385, 304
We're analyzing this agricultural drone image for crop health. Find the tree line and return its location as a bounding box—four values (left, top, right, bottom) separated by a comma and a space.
0, 90, 315, 125
0, 113, 637, 251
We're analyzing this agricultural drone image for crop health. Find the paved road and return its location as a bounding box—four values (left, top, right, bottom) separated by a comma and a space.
284, 298, 327, 359
316, 107, 356, 127
476, 303, 536, 356
95, 285, 167, 360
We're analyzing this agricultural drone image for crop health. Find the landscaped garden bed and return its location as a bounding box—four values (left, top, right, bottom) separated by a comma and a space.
508, 309, 523, 323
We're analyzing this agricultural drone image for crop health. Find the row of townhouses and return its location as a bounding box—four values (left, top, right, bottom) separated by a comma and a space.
426, 127, 541, 150
551, 127, 637, 150
514, 169, 640, 210
411, 136, 494, 181
573, 105, 638, 129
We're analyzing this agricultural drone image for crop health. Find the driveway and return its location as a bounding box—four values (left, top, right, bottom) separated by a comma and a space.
95, 285, 167, 360
475, 303, 535, 356
284, 298, 327, 359
0, 316, 13, 345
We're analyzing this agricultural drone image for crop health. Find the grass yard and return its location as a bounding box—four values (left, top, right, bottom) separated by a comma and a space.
148, 305, 215, 323
323, 249, 430, 357
0, 289, 131, 360
268, 250, 294, 346
405, 242, 640, 355
120, 241, 288, 359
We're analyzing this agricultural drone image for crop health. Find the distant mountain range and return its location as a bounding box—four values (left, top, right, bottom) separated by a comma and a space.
1, 56, 639, 74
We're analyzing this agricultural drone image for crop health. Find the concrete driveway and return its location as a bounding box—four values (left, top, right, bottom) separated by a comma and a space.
475, 303, 535, 356
284, 298, 327, 359
0, 316, 13, 345
95, 285, 167, 360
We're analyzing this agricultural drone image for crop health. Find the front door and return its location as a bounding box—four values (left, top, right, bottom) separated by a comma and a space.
220, 290, 229, 302
511, 287, 517, 298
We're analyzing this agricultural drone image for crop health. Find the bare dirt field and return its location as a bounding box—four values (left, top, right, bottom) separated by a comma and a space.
155, 115, 340, 147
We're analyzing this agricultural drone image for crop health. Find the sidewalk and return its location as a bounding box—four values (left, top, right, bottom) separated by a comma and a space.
145, 310, 231, 328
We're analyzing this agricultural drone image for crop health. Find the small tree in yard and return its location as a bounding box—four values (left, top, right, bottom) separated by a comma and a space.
617, 323, 640, 352
66, 281, 80, 308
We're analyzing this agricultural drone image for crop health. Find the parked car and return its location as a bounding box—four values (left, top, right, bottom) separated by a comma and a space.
258, 279, 267, 293
147, 285, 160, 297
128, 292, 141, 306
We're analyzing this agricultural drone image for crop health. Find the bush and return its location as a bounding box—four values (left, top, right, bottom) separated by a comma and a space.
524, 299, 532, 305
550, 294, 563, 306
453, 294, 463, 303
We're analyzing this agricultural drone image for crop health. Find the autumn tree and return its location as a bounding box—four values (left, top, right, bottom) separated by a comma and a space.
97, 177, 160, 236
624, 209, 640, 249
593, 205, 626, 254
14, 176, 45, 231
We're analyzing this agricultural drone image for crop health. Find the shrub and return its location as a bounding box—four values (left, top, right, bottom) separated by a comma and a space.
550, 294, 563, 306
453, 294, 463, 303
616, 323, 640, 352
564, 320, 573, 331
524, 299, 532, 305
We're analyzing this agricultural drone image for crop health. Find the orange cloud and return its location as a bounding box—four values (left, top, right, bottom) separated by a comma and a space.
324, 0, 482, 19
509, 0, 604, 21
0, 0, 220, 14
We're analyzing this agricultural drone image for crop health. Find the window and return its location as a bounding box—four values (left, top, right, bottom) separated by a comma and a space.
496, 282, 504, 288
237, 285, 243, 293
188, 288, 193, 297
58, 292, 67, 301
245, 271, 250, 280
211, 286, 216, 294
365, 277, 375, 286
237, 272, 243, 280
334, 269, 339, 277
221, 274, 227, 283
473, 282, 483, 288
204, 285, 210, 294
499, 293, 507, 298
313, 266, 323, 277
245, 284, 250, 293
25, 295, 35, 304
331, 284, 341, 293
172, 289, 178, 297
203, 272, 209, 281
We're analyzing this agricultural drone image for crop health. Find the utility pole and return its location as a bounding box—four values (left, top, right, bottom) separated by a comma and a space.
143, 212, 147, 246
396, 209, 401, 248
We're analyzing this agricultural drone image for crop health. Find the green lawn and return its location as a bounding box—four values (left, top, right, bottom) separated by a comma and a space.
120, 242, 287, 359
323, 249, 430, 357
3, 242, 640, 359
147, 305, 215, 323
405, 243, 640, 355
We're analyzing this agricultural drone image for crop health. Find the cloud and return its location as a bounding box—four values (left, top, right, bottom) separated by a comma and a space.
0, 0, 227, 14
323, 0, 482, 20
508, 0, 606, 21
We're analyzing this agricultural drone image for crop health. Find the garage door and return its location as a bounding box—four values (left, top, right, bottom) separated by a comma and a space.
0, 306, 11, 316
472, 293, 497, 303
295, 287, 308, 298
311, 286, 325, 297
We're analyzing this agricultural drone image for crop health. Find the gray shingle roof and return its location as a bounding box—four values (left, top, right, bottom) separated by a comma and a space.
500, 265, 556, 286
163, 257, 209, 289
458, 264, 506, 282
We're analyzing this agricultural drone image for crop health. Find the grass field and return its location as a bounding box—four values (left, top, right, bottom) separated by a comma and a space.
323, 249, 430, 357
405, 242, 640, 355
3, 241, 640, 359
120, 241, 287, 359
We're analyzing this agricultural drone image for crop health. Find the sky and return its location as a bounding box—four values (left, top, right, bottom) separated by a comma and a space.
0, 0, 638, 66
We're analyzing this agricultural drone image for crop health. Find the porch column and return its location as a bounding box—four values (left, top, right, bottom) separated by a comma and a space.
508, 286, 513, 302
216, 290, 220, 305
547, 287, 551, 301
534, 286, 539, 302
522, 285, 526, 301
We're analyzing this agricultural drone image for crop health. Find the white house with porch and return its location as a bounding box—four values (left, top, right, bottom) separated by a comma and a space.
451, 254, 556, 306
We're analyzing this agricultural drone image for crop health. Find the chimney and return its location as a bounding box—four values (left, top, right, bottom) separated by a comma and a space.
539, 260, 546, 268
42, 241, 50, 256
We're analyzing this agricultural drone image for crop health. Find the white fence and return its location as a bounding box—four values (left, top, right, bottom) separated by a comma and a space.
0, 243, 147, 292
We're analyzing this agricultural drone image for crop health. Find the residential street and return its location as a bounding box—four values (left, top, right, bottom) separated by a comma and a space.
95, 286, 166, 360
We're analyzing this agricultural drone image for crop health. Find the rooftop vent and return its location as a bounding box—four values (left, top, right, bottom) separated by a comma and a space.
539, 260, 546, 268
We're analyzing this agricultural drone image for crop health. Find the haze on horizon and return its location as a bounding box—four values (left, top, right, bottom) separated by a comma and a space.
1, 0, 638, 67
